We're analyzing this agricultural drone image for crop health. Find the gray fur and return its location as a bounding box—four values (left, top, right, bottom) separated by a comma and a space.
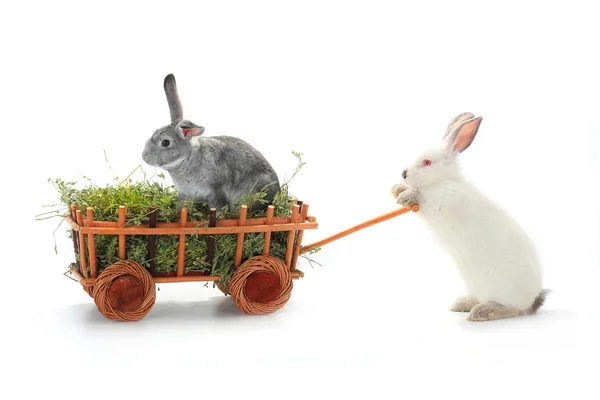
528, 289, 551, 313
164, 74, 184, 124
142, 74, 280, 212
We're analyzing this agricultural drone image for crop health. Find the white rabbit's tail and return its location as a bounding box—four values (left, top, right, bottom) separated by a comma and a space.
520, 289, 551, 315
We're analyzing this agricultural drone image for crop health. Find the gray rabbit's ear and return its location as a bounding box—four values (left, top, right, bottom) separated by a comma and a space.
178, 120, 205, 138
164, 73, 183, 124
444, 112, 475, 138
445, 116, 483, 153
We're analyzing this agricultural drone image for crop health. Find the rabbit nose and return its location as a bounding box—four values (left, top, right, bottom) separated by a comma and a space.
402, 169, 407, 179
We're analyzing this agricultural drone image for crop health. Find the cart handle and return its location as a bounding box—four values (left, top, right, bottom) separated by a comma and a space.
300, 203, 419, 254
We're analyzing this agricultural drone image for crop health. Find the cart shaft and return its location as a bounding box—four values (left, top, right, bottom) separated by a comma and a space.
300, 204, 418, 254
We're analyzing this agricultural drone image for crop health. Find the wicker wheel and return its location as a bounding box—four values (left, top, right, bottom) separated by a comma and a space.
92, 260, 156, 321
230, 255, 292, 315
83, 285, 94, 298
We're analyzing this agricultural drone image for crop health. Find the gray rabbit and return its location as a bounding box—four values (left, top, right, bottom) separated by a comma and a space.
142, 74, 280, 212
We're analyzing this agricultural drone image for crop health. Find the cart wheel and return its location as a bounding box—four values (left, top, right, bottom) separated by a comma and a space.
84, 286, 94, 298
229, 255, 293, 315
92, 260, 156, 321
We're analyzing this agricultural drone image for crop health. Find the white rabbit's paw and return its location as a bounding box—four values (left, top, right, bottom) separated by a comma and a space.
450, 296, 479, 312
467, 301, 519, 322
395, 189, 418, 206
390, 183, 408, 199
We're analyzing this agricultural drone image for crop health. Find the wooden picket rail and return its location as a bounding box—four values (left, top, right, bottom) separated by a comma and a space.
234, 205, 248, 267
206, 208, 217, 268
68, 201, 318, 287
148, 206, 157, 274
176, 207, 188, 276
118, 206, 126, 260
67, 215, 314, 229
75, 209, 87, 278
284, 204, 300, 268
262, 205, 274, 255
86, 208, 97, 279
290, 203, 310, 270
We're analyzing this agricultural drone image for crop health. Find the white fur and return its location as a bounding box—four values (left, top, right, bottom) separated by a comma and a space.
415, 177, 542, 310
394, 114, 544, 314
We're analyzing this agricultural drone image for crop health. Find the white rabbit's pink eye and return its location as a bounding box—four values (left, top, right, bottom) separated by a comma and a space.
422, 159, 432, 167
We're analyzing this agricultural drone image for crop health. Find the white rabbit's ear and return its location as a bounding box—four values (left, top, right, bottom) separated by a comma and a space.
445, 116, 483, 153
444, 112, 475, 138
164, 73, 183, 124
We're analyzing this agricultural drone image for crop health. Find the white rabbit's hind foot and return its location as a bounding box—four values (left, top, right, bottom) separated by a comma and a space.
467, 301, 519, 322
450, 296, 479, 312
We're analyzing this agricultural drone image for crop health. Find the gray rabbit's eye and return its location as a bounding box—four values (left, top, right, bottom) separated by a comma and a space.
161, 139, 170, 147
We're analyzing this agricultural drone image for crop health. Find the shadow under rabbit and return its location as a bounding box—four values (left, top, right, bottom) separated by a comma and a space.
451, 307, 571, 331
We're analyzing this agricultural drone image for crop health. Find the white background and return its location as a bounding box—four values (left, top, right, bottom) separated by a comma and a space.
1, 1, 599, 399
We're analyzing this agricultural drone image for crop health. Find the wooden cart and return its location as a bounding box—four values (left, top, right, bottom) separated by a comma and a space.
66, 200, 418, 321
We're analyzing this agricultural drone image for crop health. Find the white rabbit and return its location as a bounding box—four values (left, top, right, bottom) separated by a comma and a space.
391, 112, 549, 321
